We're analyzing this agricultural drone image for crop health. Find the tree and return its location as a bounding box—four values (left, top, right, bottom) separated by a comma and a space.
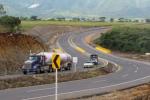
146, 19, 150, 23
0, 4, 6, 16
118, 18, 125, 22
0, 16, 21, 32
56, 17, 65, 21
96, 27, 150, 53
30, 16, 38, 20
48, 18, 56, 21
110, 18, 114, 22
99, 17, 106, 22
20, 16, 29, 21
72, 17, 80, 21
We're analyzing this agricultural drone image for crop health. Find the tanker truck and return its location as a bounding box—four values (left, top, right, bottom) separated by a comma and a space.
22, 52, 72, 74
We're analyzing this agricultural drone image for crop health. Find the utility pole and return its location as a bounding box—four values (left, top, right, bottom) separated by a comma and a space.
55, 69, 58, 100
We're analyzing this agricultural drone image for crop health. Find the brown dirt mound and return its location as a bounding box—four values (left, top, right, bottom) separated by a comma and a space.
0, 33, 47, 75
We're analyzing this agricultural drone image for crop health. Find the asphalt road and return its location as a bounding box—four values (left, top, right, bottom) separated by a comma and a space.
0, 27, 150, 100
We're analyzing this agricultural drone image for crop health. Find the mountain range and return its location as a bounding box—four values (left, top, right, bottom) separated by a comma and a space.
0, 0, 150, 18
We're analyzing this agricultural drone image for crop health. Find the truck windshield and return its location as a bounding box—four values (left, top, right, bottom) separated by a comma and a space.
29, 56, 38, 61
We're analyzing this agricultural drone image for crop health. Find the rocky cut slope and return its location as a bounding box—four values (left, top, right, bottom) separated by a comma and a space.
0, 33, 47, 75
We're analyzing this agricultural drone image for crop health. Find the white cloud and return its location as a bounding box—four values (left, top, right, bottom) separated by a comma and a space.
28, 3, 40, 9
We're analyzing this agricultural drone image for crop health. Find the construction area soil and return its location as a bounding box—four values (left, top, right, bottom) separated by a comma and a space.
0, 25, 86, 75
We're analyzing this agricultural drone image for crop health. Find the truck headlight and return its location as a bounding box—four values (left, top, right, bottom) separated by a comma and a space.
22, 66, 25, 69
33, 66, 37, 69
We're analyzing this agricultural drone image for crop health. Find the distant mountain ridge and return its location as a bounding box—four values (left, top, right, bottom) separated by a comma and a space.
0, 0, 150, 18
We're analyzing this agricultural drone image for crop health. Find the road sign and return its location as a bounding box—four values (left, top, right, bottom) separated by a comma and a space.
52, 53, 61, 70
55, 69, 58, 100
73, 57, 78, 72
73, 57, 78, 64
52, 53, 61, 100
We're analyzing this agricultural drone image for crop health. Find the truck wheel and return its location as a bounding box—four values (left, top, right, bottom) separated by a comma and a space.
68, 66, 71, 70
67, 64, 72, 70
62, 67, 65, 71
58, 68, 62, 72
36, 68, 41, 74
23, 70, 27, 75
48, 67, 53, 73
64, 67, 67, 71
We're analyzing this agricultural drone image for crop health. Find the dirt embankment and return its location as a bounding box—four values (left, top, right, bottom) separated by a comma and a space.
0, 33, 47, 75
23, 25, 85, 49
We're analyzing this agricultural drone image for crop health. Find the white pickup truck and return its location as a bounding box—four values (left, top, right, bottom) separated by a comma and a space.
83, 54, 99, 68
83, 61, 95, 68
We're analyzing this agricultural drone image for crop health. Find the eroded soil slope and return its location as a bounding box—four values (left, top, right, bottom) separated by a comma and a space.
0, 33, 47, 75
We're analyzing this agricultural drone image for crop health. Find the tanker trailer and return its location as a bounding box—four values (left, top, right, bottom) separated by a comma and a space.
22, 52, 72, 74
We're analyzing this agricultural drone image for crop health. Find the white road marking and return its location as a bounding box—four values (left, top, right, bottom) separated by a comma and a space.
134, 67, 139, 73
93, 80, 107, 83
22, 75, 150, 100
27, 87, 55, 93
122, 74, 128, 78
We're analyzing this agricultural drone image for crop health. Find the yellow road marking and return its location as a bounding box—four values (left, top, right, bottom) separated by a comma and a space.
53, 48, 64, 53
95, 45, 112, 54
75, 47, 85, 53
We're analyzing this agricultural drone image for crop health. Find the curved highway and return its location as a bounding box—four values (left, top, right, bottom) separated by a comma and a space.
0, 27, 150, 100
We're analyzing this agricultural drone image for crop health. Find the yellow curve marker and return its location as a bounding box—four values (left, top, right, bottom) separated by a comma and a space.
96, 45, 112, 54
52, 53, 61, 70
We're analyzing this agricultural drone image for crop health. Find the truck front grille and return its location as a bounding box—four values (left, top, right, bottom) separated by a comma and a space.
25, 63, 32, 69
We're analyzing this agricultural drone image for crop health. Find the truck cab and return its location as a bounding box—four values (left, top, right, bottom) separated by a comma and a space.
90, 54, 99, 65
22, 54, 48, 74
22, 52, 73, 75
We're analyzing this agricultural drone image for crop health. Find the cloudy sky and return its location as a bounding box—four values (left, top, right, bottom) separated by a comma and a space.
0, 0, 150, 18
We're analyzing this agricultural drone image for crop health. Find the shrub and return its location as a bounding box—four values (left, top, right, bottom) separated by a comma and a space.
95, 27, 150, 53
0, 16, 21, 33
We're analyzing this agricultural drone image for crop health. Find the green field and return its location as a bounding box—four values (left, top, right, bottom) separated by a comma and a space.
21, 20, 143, 30
21, 20, 115, 30
1, 20, 150, 32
